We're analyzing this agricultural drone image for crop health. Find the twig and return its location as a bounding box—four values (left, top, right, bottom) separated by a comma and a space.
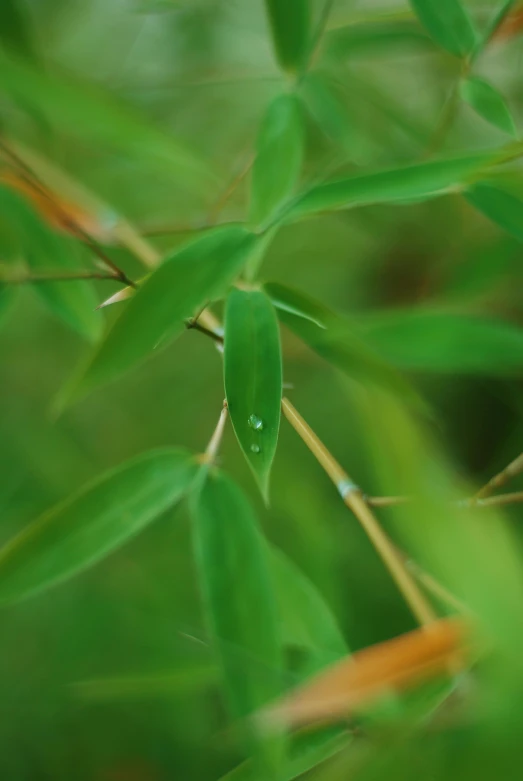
402, 557, 471, 615
0, 139, 136, 288
475, 453, 523, 499
0, 270, 124, 285
281, 397, 437, 627
207, 152, 255, 225
185, 318, 224, 344
424, 60, 469, 158
200, 402, 228, 465
368, 489, 523, 509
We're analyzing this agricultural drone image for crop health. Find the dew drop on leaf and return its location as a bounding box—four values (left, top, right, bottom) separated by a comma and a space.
248, 414, 264, 431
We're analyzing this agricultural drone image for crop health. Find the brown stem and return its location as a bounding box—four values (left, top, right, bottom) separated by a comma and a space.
0, 270, 124, 285
0, 139, 135, 288
281, 397, 437, 627
475, 453, 523, 499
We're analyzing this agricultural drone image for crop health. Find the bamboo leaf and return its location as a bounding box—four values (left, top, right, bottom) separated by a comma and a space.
220, 726, 351, 781
287, 153, 489, 221
72, 226, 257, 399
460, 76, 516, 136
466, 182, 523, 241
0, 185, 101, 341
250, 93, 304, 231
409, 0, 478, 57
0, 49, 211, 188
224, 288, 282, 500
265, 282, 422, 406
0, 448, 197, 604
264, 0, 310, 73
191, 469, 284, 775
360, 309, 523, 374
270, 546, 348, 670
0, 0, 36, 58
72, 664, 218, 702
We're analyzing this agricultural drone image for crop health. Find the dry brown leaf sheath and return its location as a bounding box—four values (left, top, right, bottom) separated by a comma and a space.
259, 618, 470, 729
0, 170, 109, 242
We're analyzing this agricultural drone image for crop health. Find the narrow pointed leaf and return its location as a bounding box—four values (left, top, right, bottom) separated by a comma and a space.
264, 0, 310, 73
0, 448, 197, 604
0, 185, 101, 341
360, 309, 523, 374
0, 0, 36, 57
72, 664, 218, 702
460, 76, 516, 136
270, 546, 348, 669
250, 93, 304, 231
74, 226, 256, 398
224, 288, 282, 499
466, 182, 523, 241
409, 0, 478, 57
287, 153, 489, 221
0, 49, 211, 187
265, 282, 421, 406
220, 726, 351, 781
191, 469, 284, 774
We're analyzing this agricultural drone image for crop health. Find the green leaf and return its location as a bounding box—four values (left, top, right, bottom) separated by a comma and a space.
409, 0, 478, 57
224, 288, 282, 500
250, 93, 304, 231
466, 182, 523, 241
0, 0, 36, 58
360, 309, 523, 374
73, 226, 257, 399
300, 72, 360, 160
460, 76, 516, 136
0, 185, 101, 341
220, 726, 351, 781
0, 49, 211, 188
270, 546, 348, 670
191, 469, 284, 774
0, 284, 16, 330
72, 664, 218, 702
264, 0, 310, 73
325, 20, 434, 60
265, 282, 423, 407
0, 448, 197, 604
287, 153, 489, 221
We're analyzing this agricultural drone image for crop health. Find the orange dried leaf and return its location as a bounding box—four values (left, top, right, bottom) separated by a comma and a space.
259, 618, 470, 729
0, 170, 110, 241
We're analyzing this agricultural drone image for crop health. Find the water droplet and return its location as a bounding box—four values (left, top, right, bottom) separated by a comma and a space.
248, 414, 264, 431
250, 444, 261, 454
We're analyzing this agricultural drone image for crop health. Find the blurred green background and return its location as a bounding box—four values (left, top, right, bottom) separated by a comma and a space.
3, 1, 523, 779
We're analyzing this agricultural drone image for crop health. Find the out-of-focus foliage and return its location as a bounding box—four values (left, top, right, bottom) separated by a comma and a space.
3, 1, 523, 780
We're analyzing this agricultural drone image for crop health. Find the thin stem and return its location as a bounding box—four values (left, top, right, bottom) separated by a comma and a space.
0, 269, 124, 284
402, 556, 471, 615
201, 402, 228, 465
424, 59, 469, 158
0, 139, 136, 288
281, 397, 437, 627
185, 318, 224, 344
368, 490, 523, 509
207, 152, 255, 224
475, 453, 523, 499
